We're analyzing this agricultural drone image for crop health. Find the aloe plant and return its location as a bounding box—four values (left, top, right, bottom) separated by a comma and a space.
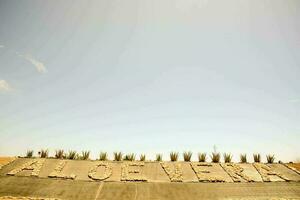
123, 153, 135, 161
55, 149, 64, 159
140, 154, 146, 161
156, 154, 162, 161
67, 150, 77, 160
26, 150, 34, 158
99, 152, 108, 161
198, 153, 207, 162
223, 153, 232, 163
170, 152, 179, 161
266, 154, 275, 163
39, 149, 49, 158
113, 152, 122, 161
211, 152, 220, 163
210, 145, 220, 163
80, 151, 90, 160
183, 151, 192, 162
253, 153, 261, 163
240, 154, 247, 163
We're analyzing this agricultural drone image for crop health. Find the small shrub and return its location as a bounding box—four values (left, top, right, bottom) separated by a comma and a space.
170, 152, 179, 161
140, 154, 146, 161
81, 151, 90, 160
39, 149, 49, 158
55, 149, 64, 159
183, 151, 192, 162
223, 153, 232, 163
67, 150, 77, 160
113, 152, 122, 161
211, 152, 220, 163
123, 153, 135, 161
156, 154, 162, 161
253, 154, 261, 163
198, 153, 207, 162
266, 154, 275, 163
240, 154, 247, 163
99, 152, 108, 161
26, 150, 34, 158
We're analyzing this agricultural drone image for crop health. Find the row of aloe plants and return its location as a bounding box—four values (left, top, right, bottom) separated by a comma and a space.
24, 150, 277, 163
25, 149, 91, 160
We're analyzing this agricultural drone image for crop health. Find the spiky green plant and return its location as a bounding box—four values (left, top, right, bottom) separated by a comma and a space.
210, 145, 220, 163
156, 154, 162, 161
99, 152, 108, 161
26, 150, 34, 158
140, 154, 146, 161
240, 154, 247, 163
39, 149, 49, 158
113, 152, 122, 161
123, 153, 135, 161
253, 153, 261, 163
183, 151, 192, 162
223, 153, 232, 163
198, 153, 207, 162
55, 149, 64, 159
67, 150, 77, 160
129, 153, 136, 161
170, 152, 179, 161
266, 154, 275, 163
211, 152, 220, 163
80, 151, 90, 160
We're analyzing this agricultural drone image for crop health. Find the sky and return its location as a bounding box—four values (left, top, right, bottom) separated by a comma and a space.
0, 0, 299, 162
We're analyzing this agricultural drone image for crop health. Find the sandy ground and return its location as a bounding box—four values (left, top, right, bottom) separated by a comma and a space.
0, 176, 299, 200
0, 157, 15, 166
288, 163, 300, 171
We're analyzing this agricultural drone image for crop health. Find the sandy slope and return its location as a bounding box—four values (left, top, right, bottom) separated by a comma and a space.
288, 163, 300, 171
0, 176, 299, 200
0, 159, 299, 199
0, 157, 15, 166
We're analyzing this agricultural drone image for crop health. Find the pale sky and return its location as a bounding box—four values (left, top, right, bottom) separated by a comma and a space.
0, 0, 299, 162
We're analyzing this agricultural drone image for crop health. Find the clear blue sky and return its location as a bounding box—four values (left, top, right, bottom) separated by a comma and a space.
0, 0, 299, 162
